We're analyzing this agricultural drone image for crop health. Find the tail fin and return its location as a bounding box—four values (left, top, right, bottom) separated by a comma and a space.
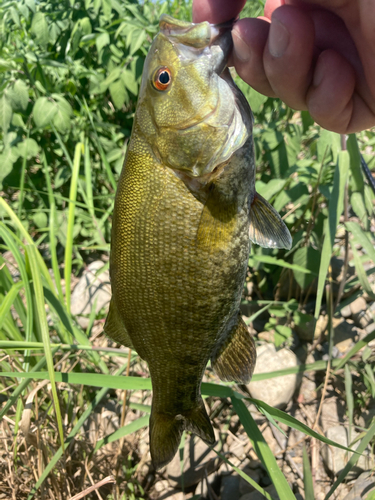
150, 399, 215, 470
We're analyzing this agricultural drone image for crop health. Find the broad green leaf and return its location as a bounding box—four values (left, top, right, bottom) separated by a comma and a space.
11, 113, 26, 128
32, 212, 48, 228
293, 246, 320, 289
17, 138, 39, 159
255, 178, 285, 201
0, 148, 17, 185
53, 106, 71, 133
109, 79, 128, 109
0, 94, 12, 132
121, 69, 138, 95
7, 80, 29, 111
274, 324, 292, 347
96, 31, 110, 53
33, 97, 57, 128
31, 12, 49, 47
130, 29, 146, 55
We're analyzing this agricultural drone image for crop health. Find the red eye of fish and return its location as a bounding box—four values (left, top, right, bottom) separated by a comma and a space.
153, 67, 171, 91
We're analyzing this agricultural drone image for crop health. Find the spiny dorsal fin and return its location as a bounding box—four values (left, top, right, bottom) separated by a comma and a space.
249, 192, 292, 250
212, 314, 256, 384
104, 300, 134, 349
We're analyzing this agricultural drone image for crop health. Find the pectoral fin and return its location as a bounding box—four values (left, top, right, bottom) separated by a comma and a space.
212, 314, 256, 384
104, 300, 134, 349
249, 192, 292, 250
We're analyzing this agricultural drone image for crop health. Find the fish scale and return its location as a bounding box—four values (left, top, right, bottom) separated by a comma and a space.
105, 14, 292, 469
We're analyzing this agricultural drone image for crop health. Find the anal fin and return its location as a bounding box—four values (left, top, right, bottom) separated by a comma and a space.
104, 299, 134, 349
249, 192, 292, 250
212, 314, 256, 384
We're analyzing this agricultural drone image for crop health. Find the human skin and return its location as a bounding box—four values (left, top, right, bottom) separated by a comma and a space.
192, 0, 375, 134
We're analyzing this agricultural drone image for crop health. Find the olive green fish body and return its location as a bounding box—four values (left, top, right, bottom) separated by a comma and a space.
106, 15, 292, 469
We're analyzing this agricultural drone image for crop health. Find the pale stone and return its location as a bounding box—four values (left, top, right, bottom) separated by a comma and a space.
341, 471, 375, 500
321, 426, 375, 478
167, 434, 220, 488
70, 260, 111, 328
247, 344, 301, 408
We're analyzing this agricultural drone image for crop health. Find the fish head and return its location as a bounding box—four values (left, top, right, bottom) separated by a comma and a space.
135, 15, 249, 179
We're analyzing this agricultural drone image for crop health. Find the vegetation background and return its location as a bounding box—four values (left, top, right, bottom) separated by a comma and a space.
0, 0, 374, 498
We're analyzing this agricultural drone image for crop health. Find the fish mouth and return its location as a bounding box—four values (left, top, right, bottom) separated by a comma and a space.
159, 14, 234, 74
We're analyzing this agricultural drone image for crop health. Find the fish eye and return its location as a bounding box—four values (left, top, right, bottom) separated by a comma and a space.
153, 67, 172, 91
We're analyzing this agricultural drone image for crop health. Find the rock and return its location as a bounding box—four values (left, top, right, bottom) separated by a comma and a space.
340, 304, 352, 318
248, 344, 301, 408
334, 319, 360, 354
167, 435, 220, 488
341, 471, 375, 500
221, 474, 240, 500
350, 296, 367, 316
70, 260, 111, 328
320, 398, 346, 431
298, 376, 316, 403
321, 426, 375, 478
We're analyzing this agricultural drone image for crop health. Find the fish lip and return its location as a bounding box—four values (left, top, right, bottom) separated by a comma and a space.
209, 19, 235, 75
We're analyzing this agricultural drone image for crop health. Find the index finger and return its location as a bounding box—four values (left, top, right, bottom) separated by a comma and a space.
192, 0, 247, 24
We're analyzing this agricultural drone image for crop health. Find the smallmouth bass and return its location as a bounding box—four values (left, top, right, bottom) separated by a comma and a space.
105, 15, 292, 469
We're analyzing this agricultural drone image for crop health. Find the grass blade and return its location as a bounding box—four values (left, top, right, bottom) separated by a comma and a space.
302, 445, 315, 500
0, 346, 60, 420
314, 151, 349, 319
26, 362, 128, 500
251, 398, 357, 454
64, 142, 82, 316
213, 450, 275, 499
26, 245, 65, 452
231, 396, 296, 499
93, 415, 150, 453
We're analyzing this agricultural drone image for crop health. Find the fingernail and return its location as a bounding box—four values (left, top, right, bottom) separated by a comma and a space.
268, 18, 289, 58
233, 28, 251, 63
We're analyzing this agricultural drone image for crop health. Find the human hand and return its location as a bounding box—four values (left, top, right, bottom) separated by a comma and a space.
192, 0, 375, 134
